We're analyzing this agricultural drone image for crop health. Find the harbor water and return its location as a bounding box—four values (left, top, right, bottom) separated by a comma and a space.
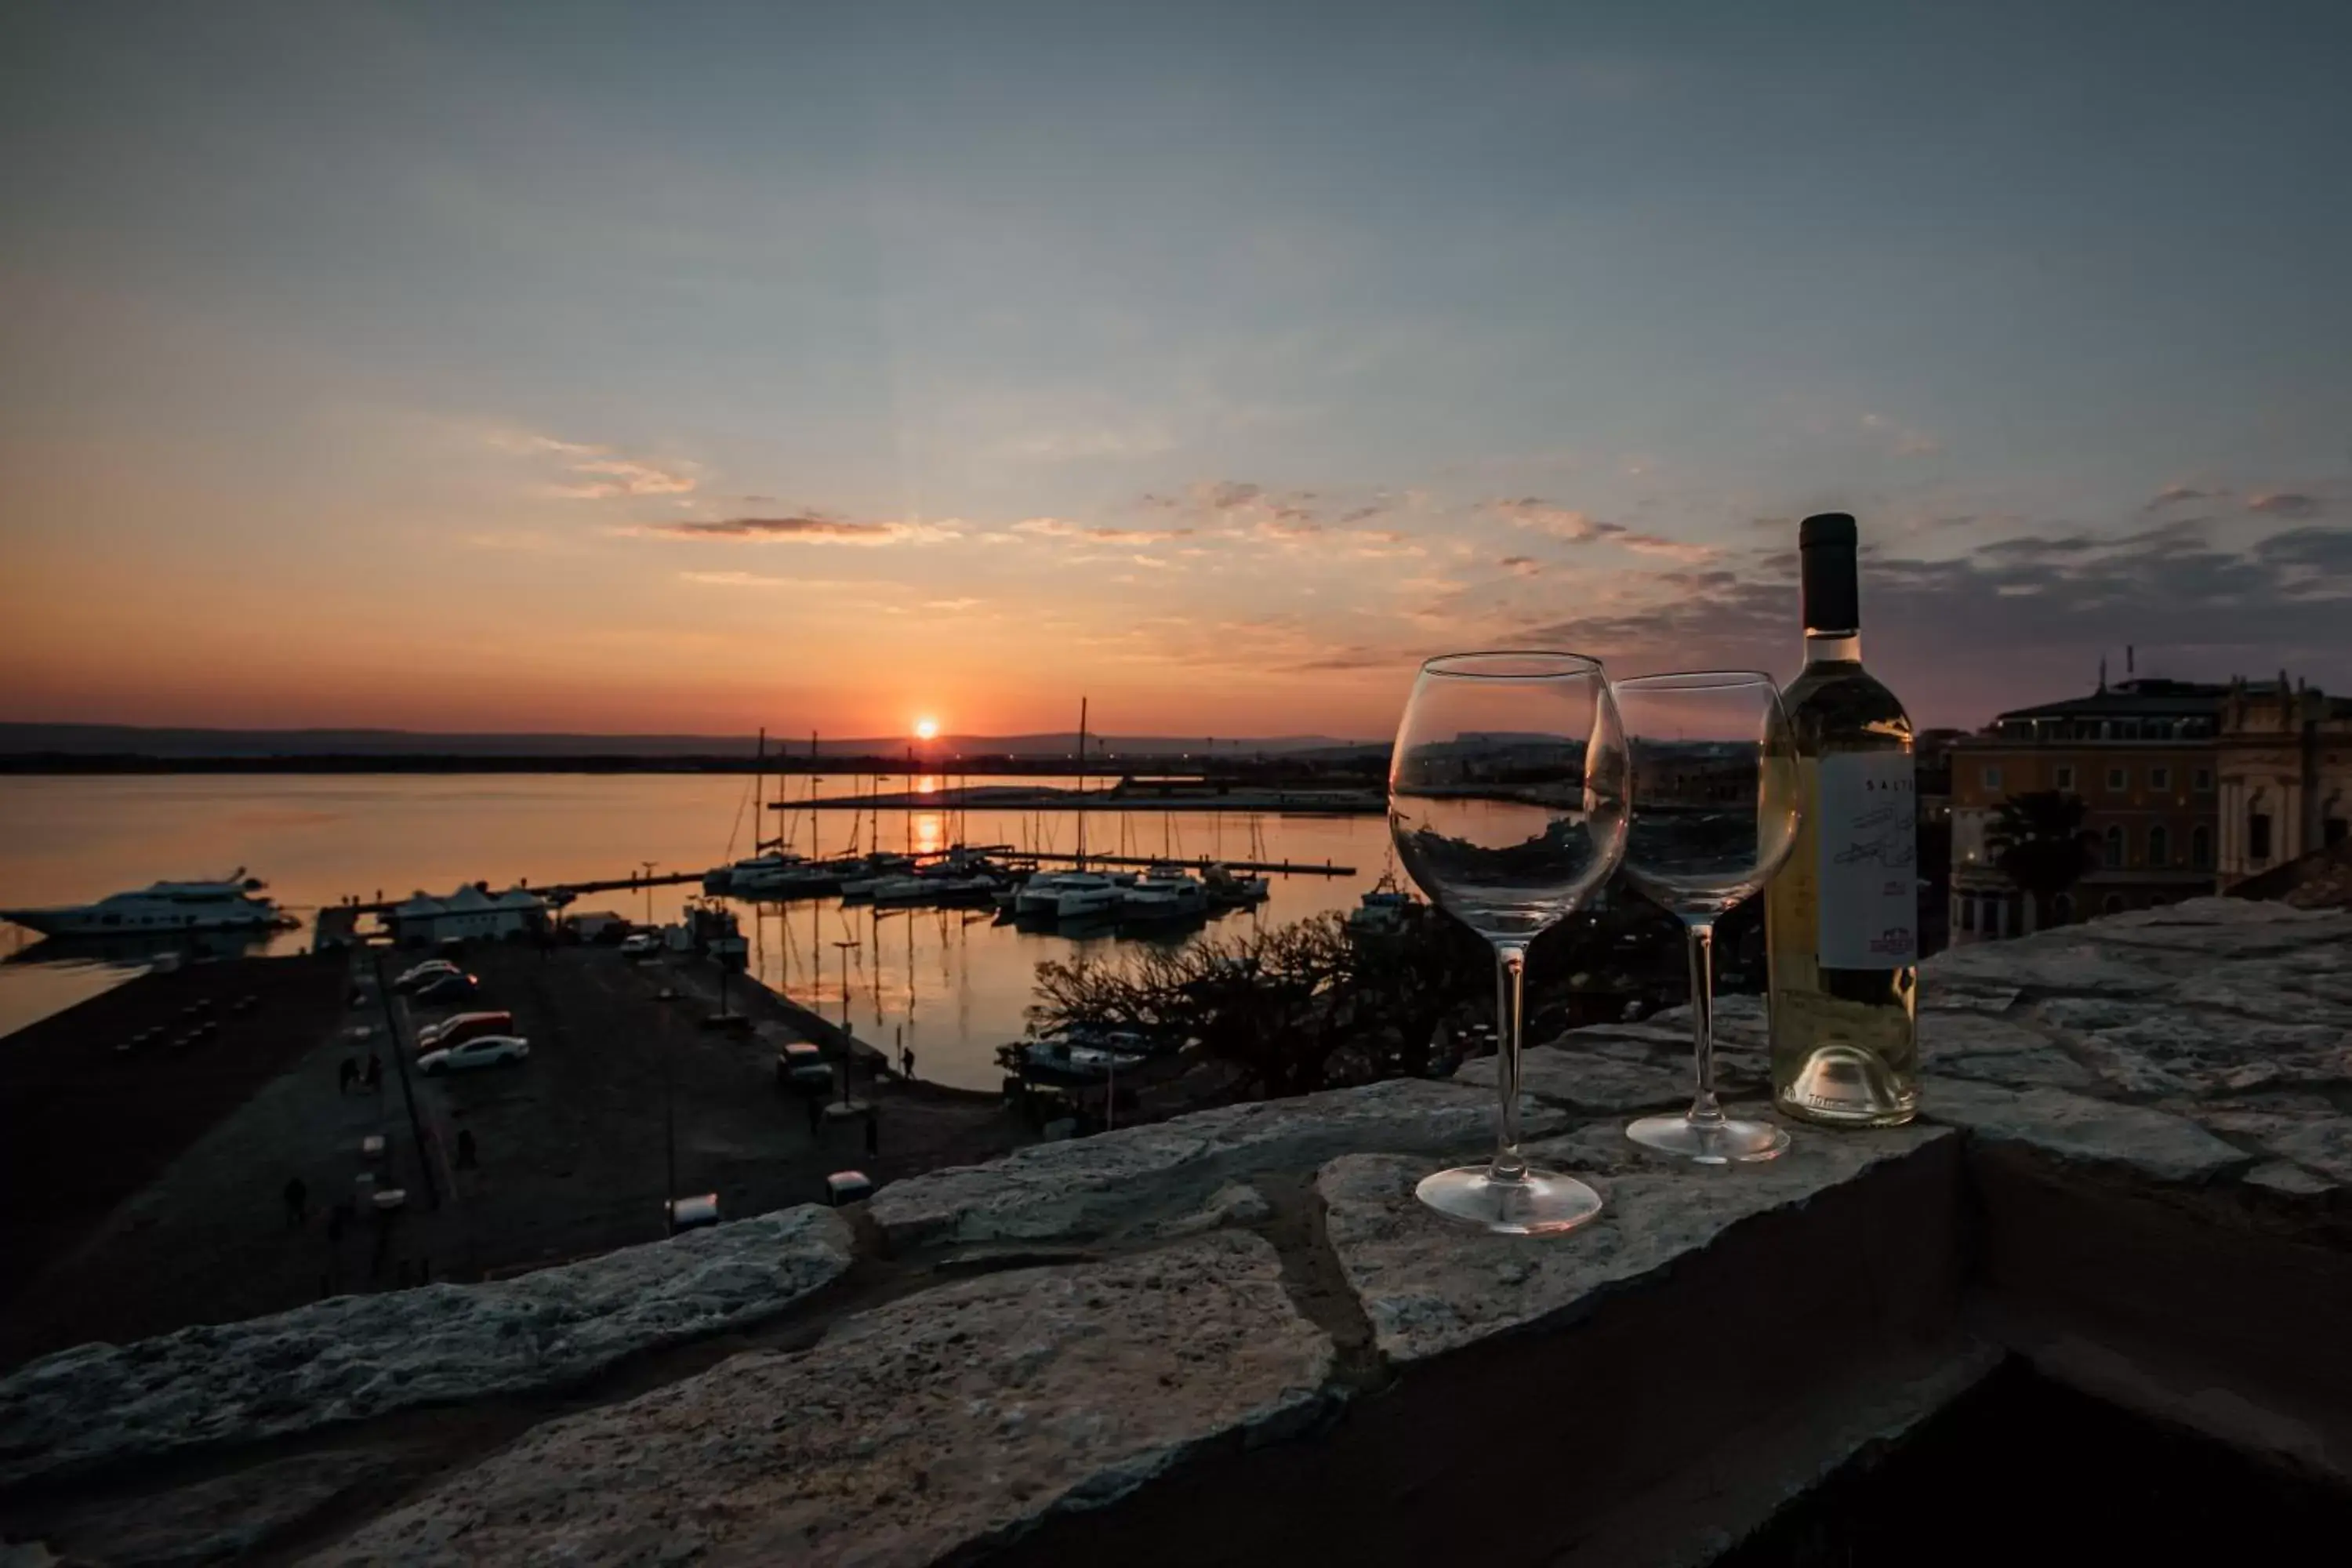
0, 775, 1390, 1088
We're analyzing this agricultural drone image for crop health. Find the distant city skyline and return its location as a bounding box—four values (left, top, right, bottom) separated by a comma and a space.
4, 1, 2347, 737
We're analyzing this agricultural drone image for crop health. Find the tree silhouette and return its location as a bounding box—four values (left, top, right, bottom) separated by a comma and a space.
1985, 789, 2099, 931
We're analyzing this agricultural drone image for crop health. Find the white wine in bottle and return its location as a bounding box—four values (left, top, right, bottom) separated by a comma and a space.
1766, 512, 1920, 1125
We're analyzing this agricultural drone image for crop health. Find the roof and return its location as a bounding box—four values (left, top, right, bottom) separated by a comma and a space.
1994, 679, 2230, 724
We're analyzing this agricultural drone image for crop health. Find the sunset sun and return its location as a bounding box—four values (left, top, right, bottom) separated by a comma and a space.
914, 717, 939, 741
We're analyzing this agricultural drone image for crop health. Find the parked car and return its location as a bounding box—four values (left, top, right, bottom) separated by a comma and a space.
775, 1043, 833, 1095
415, 1010, 514, 1053
416, 1035, 530, 1075
619, 931, 662, 956
412, 971, 480, 1004
394, 960, 461, 992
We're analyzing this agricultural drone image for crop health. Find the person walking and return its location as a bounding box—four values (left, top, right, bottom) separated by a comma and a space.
900, 1044, 915, 1080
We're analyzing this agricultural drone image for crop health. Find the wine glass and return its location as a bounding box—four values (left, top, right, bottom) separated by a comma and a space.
1389, 651, 1630, 1233
1614, 670, 1802, 1164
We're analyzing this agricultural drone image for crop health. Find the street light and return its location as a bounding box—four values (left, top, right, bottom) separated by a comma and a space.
639, 861, 658, 926
832, 938, 860, 1031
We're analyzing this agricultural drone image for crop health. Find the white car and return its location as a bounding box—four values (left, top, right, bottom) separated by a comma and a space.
394, 959, 462, 988
416, 1035, 531, 1075
619, 932, 662, 956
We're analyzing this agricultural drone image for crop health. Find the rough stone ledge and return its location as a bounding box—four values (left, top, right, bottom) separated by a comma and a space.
303, 1230, 1334, 1567
868, 1076, 1571, 1250
0, 1204, 855, 1490
1922, 1076, 2253, 1185
1319, 1115, 1955, 1364
1451, 1044, 1690, 1112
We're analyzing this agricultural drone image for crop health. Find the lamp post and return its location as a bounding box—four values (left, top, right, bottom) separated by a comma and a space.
639, 861, 658, 926
832, 939, 859, 1032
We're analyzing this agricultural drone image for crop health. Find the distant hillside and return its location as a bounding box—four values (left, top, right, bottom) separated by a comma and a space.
0, 723, 1380, 762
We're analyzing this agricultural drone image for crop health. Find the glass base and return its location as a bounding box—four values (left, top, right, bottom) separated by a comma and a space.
1414, 1165, 1604, 1236
1627, 1113, 1788, 1165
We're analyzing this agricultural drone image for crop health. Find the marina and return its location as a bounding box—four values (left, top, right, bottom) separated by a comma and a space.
0, 773, 1396, 1088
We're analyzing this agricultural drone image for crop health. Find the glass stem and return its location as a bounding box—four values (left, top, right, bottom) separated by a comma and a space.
1490, 942, 1529, 1181
1684, 920, 1723, 1126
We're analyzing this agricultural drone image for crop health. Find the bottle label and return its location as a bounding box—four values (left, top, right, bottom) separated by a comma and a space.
1815, 753, 1917, 967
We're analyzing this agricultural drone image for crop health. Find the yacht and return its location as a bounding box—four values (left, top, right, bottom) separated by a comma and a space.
1, 872, 286, 938
704, 849, 805, 895
837, 855, 918, 902
1120, 866, 1208, 921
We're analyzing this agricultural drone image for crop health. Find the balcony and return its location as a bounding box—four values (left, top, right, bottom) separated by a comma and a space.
3, 898, 2350, 1563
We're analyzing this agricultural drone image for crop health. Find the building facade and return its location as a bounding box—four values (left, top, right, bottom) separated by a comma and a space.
1947, 679, 2223, 945
2216, 678, 2352, 888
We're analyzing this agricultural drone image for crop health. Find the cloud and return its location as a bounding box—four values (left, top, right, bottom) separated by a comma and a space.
1519, 516, 2352, 720
488, 430, 698, 499
646, 515, 958, 546
1488, 498, 1711, 561
1492, 498, 1622, 542
678, 570, 865, 590
2143, 485, 2209, 513
1617, 534, 1719, 564
1011, 517, 1192, 545
1498, 555, 1542, 577
2245, 492, 2325, 518
924, 597, 982, 612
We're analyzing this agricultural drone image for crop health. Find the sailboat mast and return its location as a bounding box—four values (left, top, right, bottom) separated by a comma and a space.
808, 731, 819, 861
753, 727, 766, 851
1076, 695, 1088, 872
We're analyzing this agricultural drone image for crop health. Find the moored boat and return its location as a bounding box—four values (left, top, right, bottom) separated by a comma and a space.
1, 871, 289, 938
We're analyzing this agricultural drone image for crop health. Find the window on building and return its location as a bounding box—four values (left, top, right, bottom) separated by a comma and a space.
2249, 812, 2273, 862
2147, 824, 2169, 867
2191, 824, 2212, 869
2103, 894, 2125, 916
2054, 764, 2074, 791
2103, 824, 2126, 867
2052, 892, 2074, 925
1981, 765, 2002, 792
2193, 768, 2212, 792
2150, 766, 2169, 791
2107, 767, 2128, 792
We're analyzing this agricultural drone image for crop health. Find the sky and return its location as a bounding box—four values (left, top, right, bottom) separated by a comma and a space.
3, 0, 2348, 740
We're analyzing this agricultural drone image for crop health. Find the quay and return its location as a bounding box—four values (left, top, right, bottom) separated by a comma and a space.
0, 939, 1031, 1368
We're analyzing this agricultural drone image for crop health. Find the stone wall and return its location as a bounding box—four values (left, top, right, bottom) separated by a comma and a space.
2, 897, 2347, 1566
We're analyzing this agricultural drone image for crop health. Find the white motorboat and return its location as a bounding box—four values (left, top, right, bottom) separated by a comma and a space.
2, 871, 286, 938
838, 854, 917, 901
1120, 866, 1208, 921
869, 873, 1000, 906
705, 850, 805, 895
1051, 873, 1126, 920
1000, 1030, 1149, 1086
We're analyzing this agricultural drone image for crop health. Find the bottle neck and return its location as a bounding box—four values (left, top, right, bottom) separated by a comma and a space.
1806, 631, 1862, 665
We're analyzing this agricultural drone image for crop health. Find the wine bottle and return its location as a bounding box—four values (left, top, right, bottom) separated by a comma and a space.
1766, 512, 1920, 1125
